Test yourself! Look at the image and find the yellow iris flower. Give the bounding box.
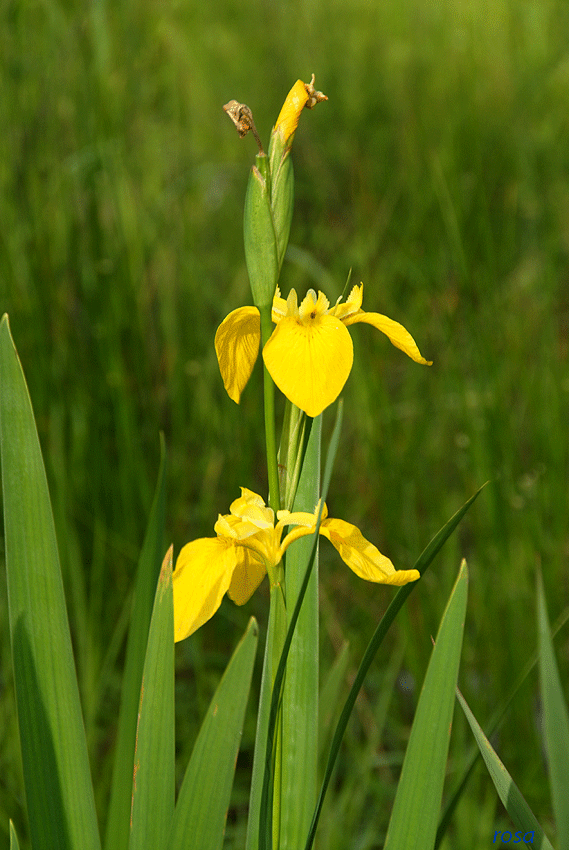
[173,487,420,641]
[215,283,432,418]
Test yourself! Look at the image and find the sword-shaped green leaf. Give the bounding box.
[383,560,468,850]
[0,314,101,850]
[9,821,20,850]
[537,572,569,849]
[104,436,167,850]
[167,617,258,850]
[129,546,175,850]
[305,487,483,850]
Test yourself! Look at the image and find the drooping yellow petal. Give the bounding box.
[215,306,261,403]
[173,538,238,641]
[262,315,353,417]
[343,310,432,365]
[227,548,267,605]
[319,518,420,585]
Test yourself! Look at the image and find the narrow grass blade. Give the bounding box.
[167,617,258,850]
[129,546,175,850]
[9,821,20,850]
[457,687,554,850]
[383,560,468,850]
[305,487,483,850]
[104,435,167,850]
[537,572,569,848]
[0,315,101,850]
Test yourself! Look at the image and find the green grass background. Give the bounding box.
[1,0,568,846]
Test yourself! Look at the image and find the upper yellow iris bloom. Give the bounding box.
[173,488,420,641]
[215,283,432,418]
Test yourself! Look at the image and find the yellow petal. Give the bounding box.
[330,283,364,321]
[319,519,420,585]
[274,80,310,143]
[173,538,237,640]
[271,287,288,322]
[227,547,267,605]
[215,306,261,403]
[344,310,432,365]
[230,488,274,529]
[262,315,353,417]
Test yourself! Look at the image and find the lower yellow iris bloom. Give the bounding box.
[173,487,420,641]
[215,284,431,417]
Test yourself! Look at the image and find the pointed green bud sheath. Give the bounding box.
[244,153,279,310]
[268,130,294,272]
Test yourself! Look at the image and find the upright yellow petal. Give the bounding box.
[271,287,289,322]
[227,547,267,605]
[344,311,432,365]
[173,538,238,640]
[263,315,353,417]
[319,518,420,585]
[274,80,310,143]
[215,306,261,402]
[330,283,364,321]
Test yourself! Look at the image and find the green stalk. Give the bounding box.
[246,583,287,850]
[279,416,321,849]
[260,304,280,512]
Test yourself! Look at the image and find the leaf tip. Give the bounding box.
[159,544,174,585]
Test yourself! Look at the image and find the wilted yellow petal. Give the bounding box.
[344,311,432,365]
[274,80,310,143]
[319,518,420,585]
[215,306,261,402]
[262,315,353,417]
[173,538,238,640]
[227,548,267,605]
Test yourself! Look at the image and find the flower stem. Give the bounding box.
[260,304,280,513]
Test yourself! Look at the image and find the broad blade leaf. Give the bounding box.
[167,617,258,850]
[457,686,554,850]
[105,436,167,850]
[129,546,175,850]
[383,560,468,850]
[537,572,569,848]
[0,315,101,850]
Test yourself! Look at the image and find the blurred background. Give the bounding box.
[1,0,568,846]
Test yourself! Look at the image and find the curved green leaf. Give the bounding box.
[457,686,554,850]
